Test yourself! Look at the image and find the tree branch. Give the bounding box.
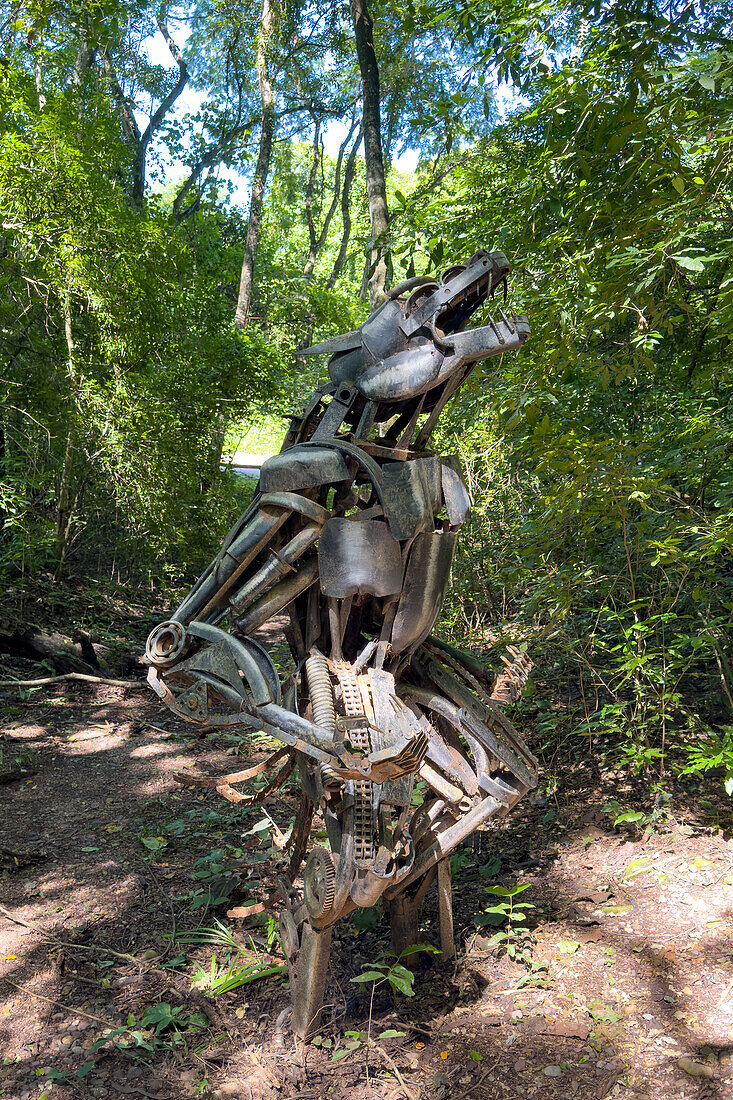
[305,113,358,279]
[327,127,363,289]
[99,48,141,146]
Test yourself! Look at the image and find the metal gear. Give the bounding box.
[303,847,336,919]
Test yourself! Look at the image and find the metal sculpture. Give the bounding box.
[144,249,538,1039]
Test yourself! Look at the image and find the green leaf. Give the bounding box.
[351,970,385,984]
[140,836,166,851]
[672,255,705,272]
[399,943,439,957]
[387,965,415,997]
[558,939,580,954]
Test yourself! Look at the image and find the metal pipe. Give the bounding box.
[418,761,462,804]
[258,701,336,750]
[229,523,320,613]
[236,557,319,634]
[175,506,290,624]
[384,794,501,900]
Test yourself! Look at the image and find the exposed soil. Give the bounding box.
[1,581,732,1100]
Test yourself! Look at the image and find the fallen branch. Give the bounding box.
[0,673,140,690]
[0,904,138,962]
[371,1039,419,1100]
[1,973,128,1033]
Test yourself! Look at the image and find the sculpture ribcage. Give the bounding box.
[144,249,538,1038]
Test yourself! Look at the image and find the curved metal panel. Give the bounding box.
[441,462,471,525]
[259,445,350,492]
[391,531,457,653]
[318,518,402,598]
[356,344,443,402]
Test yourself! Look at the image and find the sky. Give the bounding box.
[140,24,520,207]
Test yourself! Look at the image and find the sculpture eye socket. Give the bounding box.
[405,282,439,316]
[440,264,466,284]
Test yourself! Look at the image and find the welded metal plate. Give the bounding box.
[391,531,457,653]
[259,445,350,492]
[382,461,432,540]
[356,344,443,402]
[318,518,402,598]
[441,461,471,525]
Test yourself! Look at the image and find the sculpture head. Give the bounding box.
[299,249,527,407]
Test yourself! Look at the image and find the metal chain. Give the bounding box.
[333,660,375,864]
[423,643,494,706]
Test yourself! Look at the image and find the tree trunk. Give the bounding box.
[349,0,389,308]
[235,0,277,329]
[56,292,77,568]
[304,117,358,280]
[327,129,362,289]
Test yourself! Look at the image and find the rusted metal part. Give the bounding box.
[172,751,293,807]
[236,556,320,634]
[318,518,402,598]
[173,747,288,792]
[391,530,457,653]
[144,248,538,1040]
[491,646,535,704]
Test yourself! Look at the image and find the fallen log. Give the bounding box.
[0,626,100,674]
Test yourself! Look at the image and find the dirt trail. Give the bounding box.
[1,600,732,1100]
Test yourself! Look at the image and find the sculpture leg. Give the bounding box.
[388,867,437,955]
[290,922,333,1040]
[437,857,454,962]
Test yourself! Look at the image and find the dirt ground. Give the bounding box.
[1,582,732,1100]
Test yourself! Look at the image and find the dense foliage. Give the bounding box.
[1,0,731,787]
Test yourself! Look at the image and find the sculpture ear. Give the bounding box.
[295,329,363,357]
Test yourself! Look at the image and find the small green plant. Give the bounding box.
[603,796,670,835]
[138,833,168,855]
[681,724,733,795]
[474,883,535,961]
[312,1030,365,1061]
[90,1003,208,1060]
[0,746,39,778]
[191,954,286,994]
[176,919,287,994]
[351,943,439,999]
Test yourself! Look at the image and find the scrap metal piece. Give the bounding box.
[391,530,457,653]
[289,923,333,1040]
[318,519,402,598]
[381,459,434,540]
[441,460,471,526]
[229,523,321,614]
[259,445,350,492]
[236,557,319,634]
[303,848,337,918]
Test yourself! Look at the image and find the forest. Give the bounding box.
[1,0,732,1098]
